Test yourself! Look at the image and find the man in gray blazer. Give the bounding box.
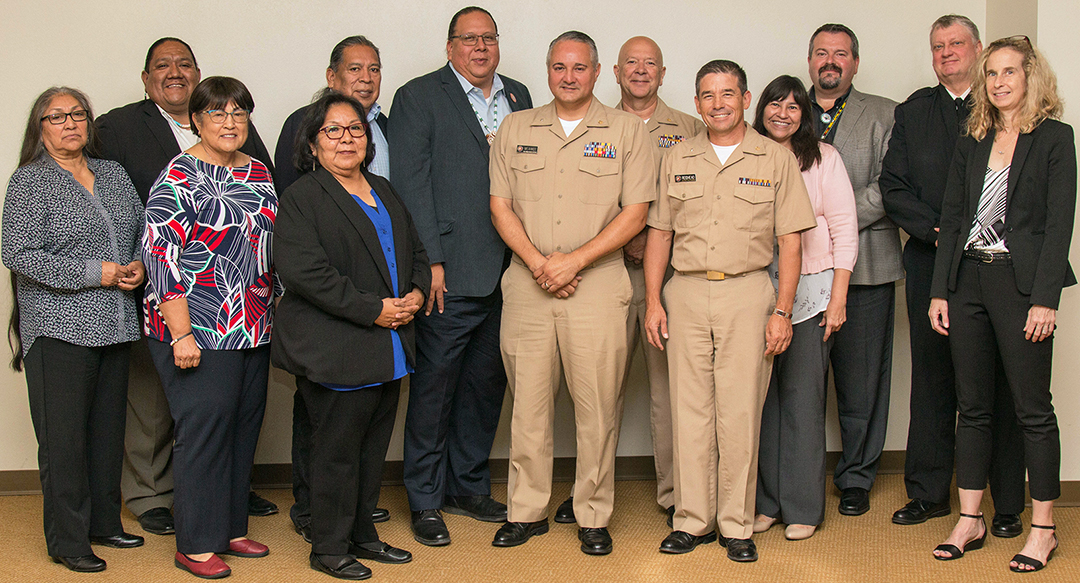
[807,23,901,516]
[388,6,532,547]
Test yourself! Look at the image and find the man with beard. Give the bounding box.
[806,23,901,517]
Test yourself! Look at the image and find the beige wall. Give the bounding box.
[5,0,1076,480]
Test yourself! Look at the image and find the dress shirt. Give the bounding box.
[367,103,390,179]
[450,64,510,137]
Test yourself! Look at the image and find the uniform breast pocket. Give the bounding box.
[731,185,774,232]
[577,158,620,205]
[667,183,705,228]
[510,155,545,202]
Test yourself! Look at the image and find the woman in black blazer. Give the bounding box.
[272,92,430,580]
[929,37,1075,572]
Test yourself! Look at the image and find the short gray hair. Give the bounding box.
[930,14,980,45]
[546,31,599,69]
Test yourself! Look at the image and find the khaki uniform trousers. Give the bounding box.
[502,258,632,527]
[615,263,674,509]
[666,270,775,540]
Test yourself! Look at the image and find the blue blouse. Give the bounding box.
[322,189,411,390]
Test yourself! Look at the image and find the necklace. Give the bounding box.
[470,92,499,145]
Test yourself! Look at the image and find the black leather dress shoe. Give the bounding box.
[578,527,612,555]
[492,520,549,547]
[349,541,412,564]
[90,532,145,548]
[992,513,1024,538]
[443,495,508,522]
[310,553,371,580]
[138,507,175,535]
[720,536,758,562]
[554,496,575,523]
[411,509,451,546]
[248,491,279,516]
[838,487,870,516]
[51,554,106,572]
[295,520,312,543]
[892,499,950,525]
[659,530,717,554]
[372,508,390,523]
[666,505,675,528]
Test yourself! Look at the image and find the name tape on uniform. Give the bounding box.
[738,177,772,187]
[674,174,696,183]
[583,142,617,159]
[516,145,538,154]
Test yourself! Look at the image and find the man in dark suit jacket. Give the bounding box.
[881,15,1026,536]
[273,36,393,542]
[96,37,276,537]
[388,6,531,546]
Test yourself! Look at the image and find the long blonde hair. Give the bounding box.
[966,36,1062,140]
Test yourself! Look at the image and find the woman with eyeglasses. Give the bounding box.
[929,37,1075,572]
[272,92,429,580]
[141,76,280,579]
[2,87,146,573]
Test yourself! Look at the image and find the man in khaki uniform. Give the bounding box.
[643,60,815,562]
[489,31,655,556]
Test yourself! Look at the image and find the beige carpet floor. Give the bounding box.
[0,475,1074,582]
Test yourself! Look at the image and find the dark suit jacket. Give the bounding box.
[275,101,389,192]
[388,63,531,297]
[96,99,275,204]
[931,119,1077,309]
[271,167,431,385]
[882,85,968,246]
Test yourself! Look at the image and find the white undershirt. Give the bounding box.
[711,142,739,165]
[157,104,199,150]
[946,87,972,101]
[559,117,582,137]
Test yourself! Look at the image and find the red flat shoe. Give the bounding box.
[221,538,269,558]
[174,552,231,579]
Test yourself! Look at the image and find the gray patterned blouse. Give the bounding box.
[2,156,144,355]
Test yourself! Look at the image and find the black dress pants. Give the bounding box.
[298,377,400,555]
[24,337,130,557]
[902,242,1025,511]
[949,257,1060,501]
[148,340,269,554]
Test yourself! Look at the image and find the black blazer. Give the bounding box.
[882,85,968,246]
[96,99,275,203]
[274,101,389,193]
[931,119,1077,308]
[388,63,532,297]
[271,167,431,386]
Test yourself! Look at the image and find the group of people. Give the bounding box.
[2,5,1074,580]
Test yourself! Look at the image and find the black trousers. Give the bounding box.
[25,337,130,557]
[829,282,895,491]
[402,291,506,511]
[950,257,1060,501]
[298,377,399,555]
[148,340,269,554]
[902,242,1025,511]
[290,389,314,528]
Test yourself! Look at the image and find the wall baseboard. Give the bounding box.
[5,452,1075,505]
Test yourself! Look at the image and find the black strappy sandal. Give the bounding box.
[934,512,987,561]
[1010,523,1058,573]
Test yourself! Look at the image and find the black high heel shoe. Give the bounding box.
[1010,523,1058,573]
[933,512,986,561]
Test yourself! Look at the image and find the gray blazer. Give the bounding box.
[388,63,532,298]
[832,86,904,285]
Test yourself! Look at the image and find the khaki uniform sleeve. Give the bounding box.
[773,147,817,236]
[489,116,513,199]
[619,119,658,207]
[647,147,675,231]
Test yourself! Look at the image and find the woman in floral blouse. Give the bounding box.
[141,76,281,579]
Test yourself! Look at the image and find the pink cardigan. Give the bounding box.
[799,143,858,275]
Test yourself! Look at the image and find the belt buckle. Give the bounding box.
[982,253,995,264]
[706,270,726,281]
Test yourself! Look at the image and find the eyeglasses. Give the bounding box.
[318,124,366,140]
[41,110,88,125]
[449,33,499,46]
[202,109,250,124]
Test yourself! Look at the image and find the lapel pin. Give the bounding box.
[510,93,517,103]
